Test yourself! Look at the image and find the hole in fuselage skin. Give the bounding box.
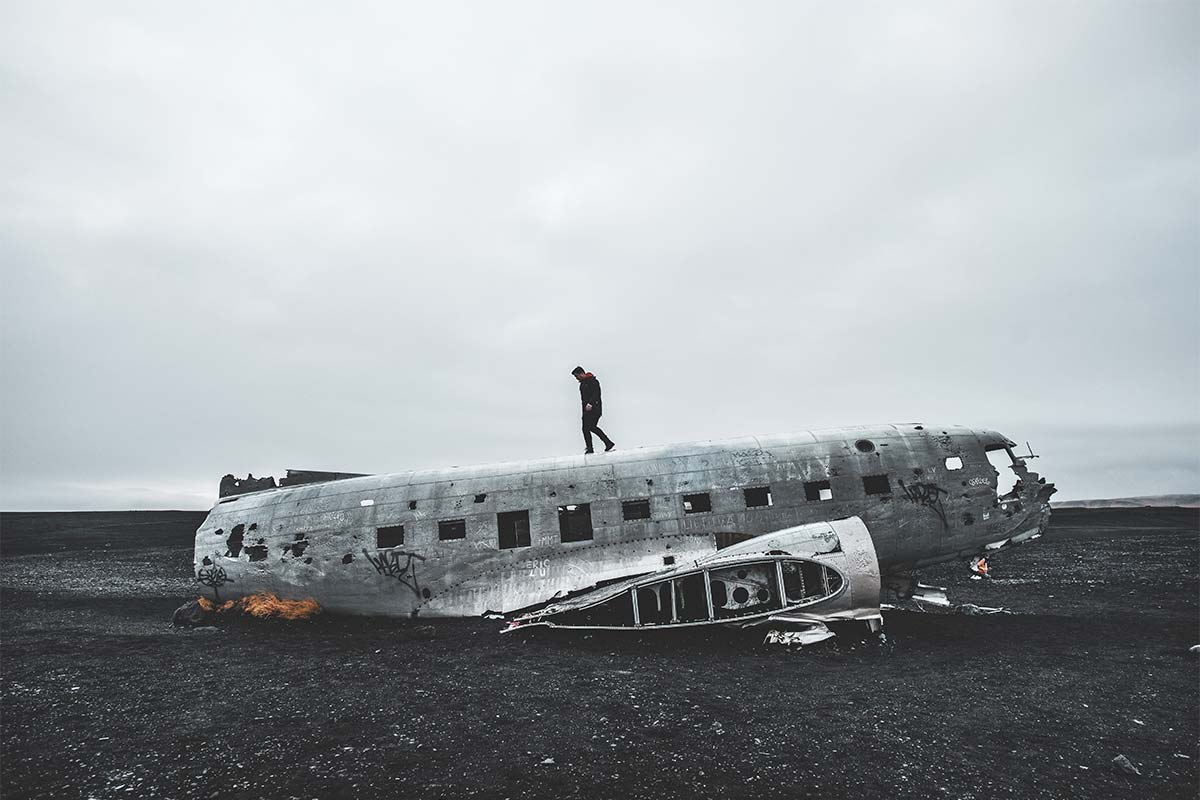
[225,525,244,558]
[421,588,431,599]
[987,447,1021,496]
[202,556,212,566]
[342,553,354,564]
[246,545,268,562]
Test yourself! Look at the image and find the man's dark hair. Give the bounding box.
[571,366,585,376]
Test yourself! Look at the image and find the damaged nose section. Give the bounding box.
[985,459,1057,556]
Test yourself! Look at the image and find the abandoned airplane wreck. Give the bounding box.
[193,423,1055,630]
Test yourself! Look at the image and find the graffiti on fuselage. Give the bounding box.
[363,548,426,597]
[897,480,949,529]
[196,563,233,601]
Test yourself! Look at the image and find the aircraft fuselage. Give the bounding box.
[192,423,1054,618]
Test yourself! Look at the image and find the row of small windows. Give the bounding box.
[373,507,577,551]
[375,457,964,518]
[372,483,816,552]
[371,471,935,551]
[393,481,851,514]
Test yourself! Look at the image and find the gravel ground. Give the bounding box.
[1,508,1197,800]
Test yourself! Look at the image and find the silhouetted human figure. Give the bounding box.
[572,366,615,454]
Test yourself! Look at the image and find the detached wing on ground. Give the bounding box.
[504,517,881,632]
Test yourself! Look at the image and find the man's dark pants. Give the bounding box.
[582,410,613,452]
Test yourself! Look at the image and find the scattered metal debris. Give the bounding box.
[763,623,836,647]
[911,583,950,607]
[884,593,1014,617]
[957,604,1013,616]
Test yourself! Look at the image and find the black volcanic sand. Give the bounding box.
[1,508,1197,800]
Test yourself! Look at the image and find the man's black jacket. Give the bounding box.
[578,373,602,414]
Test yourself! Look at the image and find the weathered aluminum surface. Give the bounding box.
[193,423,1055,619]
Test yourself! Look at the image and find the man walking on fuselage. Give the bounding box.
[572,366,615,454]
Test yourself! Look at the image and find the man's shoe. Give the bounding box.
[604,443,616,452]
[584,449,594,454]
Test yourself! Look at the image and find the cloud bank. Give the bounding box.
[2,2,1197,508]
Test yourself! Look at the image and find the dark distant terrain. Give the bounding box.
[1,508,1197,800]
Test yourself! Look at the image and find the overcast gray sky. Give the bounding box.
[1,1,1197,510]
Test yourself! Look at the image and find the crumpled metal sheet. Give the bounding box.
[763,623,836,646]
[912,583,950,607]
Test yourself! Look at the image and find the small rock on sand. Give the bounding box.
[1111,754,1141,776]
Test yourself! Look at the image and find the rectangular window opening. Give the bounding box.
[944,456,964,470]
[622,499,651,521]
[558,503,594,542]
[438,519,467,540]
[863,474,891,495]
[376,525,405,548]
[715,531,756,550]
[805,480,832,502]
[682,493,712,514]
[497,510,530,550]
[743,486,772,508]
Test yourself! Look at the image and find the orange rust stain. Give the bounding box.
[197,593,320,620]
